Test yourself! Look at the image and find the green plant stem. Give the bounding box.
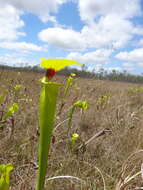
[36,80,60,190]
[67,106,75,134]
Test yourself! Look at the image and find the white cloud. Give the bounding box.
[0,41,46,52]
[0,53,38,66]
[122,62,135,71]
[38,27,86,50]
[38,13,143,50]
[39,15,57,24]
[81,15,137,49]
[67,49,112,65]
[37,0,143,50]
[135,38,143,47]
[0,4,25,41]
[6,0,139,24]
[1,0,142,52]
[0,0,70,23]
[50,0,140,51]
[78,0,141,23]
[116,48,143,63]
[0,0,57,14]
[0,4,47,53]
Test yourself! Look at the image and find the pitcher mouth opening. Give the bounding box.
[45,68,57,80]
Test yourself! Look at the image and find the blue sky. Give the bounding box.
[0,0,143,74]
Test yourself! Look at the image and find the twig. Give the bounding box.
[54,118,69,132]
[46,175,86,185]
[78,128,112,150]
[84,128,112,146]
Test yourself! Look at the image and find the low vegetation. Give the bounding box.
[0,66,143,189]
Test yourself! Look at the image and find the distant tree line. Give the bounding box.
[0,64,44,73]
[1,64,143,84]
[60,67,143,83]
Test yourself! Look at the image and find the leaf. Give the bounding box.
[37,58,82,190]
[37,81,61,190]
[73,101,88,110]
[0,164,13,190]
[64,73,76,98]
[2,103,19,121]
[70,73,76,77]
[0,95,4,104]
[14,85,21,91]
[71,133,79,146]
[68,101,88,132]
[40,58,82,71]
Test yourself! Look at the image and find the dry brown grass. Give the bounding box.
[1,69,143,190]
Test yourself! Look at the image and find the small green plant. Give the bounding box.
[2,103,19,121]
[70,133,79,152]
[13,84,22,102]
[37,58,82,190]
[0,90,19,132]
[58,73,77,114]
[64,73,76,98]
[68,100,88,132]
[71,133,79,146]
[74,100,88,110]
[14,84,21,91]
[128,86,143,94]
[0,94,4,104]
[0,163,13,190]
[96,95,109,109]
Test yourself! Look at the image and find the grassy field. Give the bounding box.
[0,69,143,190]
